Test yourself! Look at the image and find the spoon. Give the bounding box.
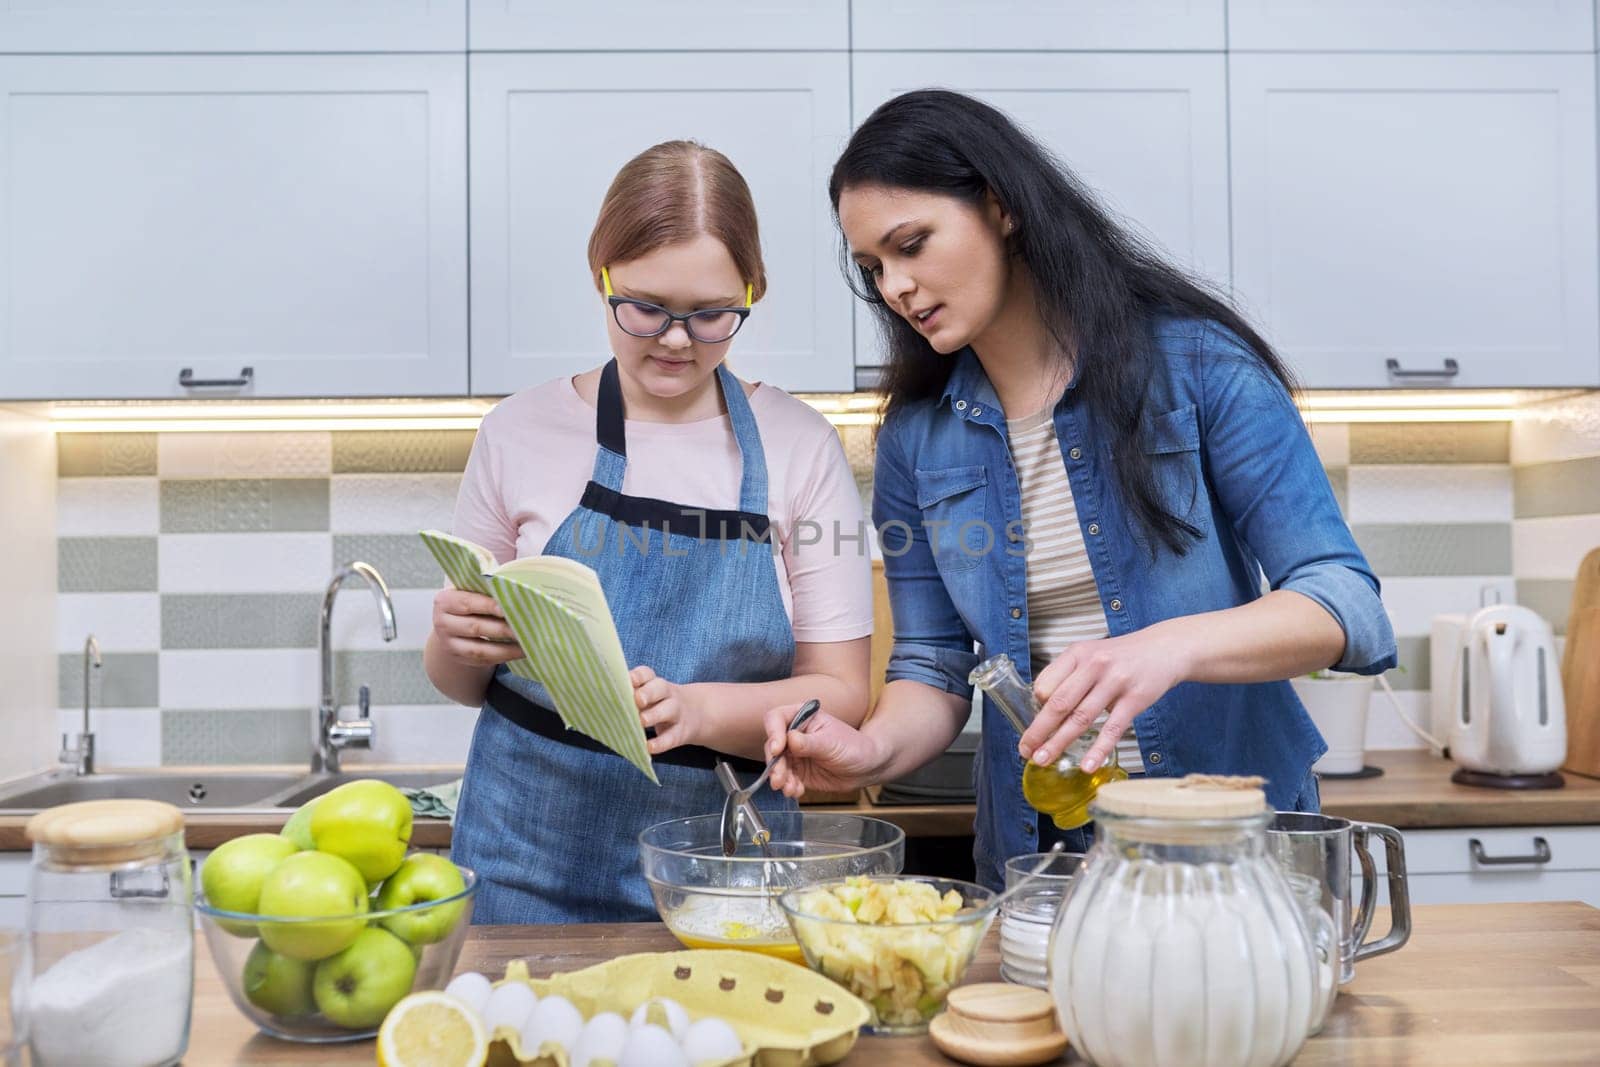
[718,699,821,858]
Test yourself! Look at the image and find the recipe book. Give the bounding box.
[419,530,657,784]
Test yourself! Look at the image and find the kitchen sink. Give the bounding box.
[272,771,458,808]
[0,772,309,811]
[0,769,462,814]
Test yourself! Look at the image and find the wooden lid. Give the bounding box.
[26,799,184,863]
[1093,775,1267,819]
[930,983,1068,1066]
[946,983,1055,1024]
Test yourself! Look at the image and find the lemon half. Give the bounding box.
[376,990,488,1067]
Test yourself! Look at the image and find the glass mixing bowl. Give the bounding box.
[638,812,904,963]
[197,868,477,1043]
[779,875,998,1035]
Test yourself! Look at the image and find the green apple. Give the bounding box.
[312,926,418,1030]
[256,850,369,961]
[310,780,413,883]
[242,941,317,1018]
[201,833,300,936]
[280,800,317,851]
[374,853,468,945]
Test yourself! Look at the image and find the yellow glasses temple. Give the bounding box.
[600,266,754,307]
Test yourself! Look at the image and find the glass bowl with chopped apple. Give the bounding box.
[194,780,479,1042]
[638,812,905,964]
[777,875,998,1035]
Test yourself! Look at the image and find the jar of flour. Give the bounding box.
[1048,776,1324,1067]
[24,799,194,1067]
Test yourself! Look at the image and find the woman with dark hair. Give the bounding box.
[762,90,1396,889]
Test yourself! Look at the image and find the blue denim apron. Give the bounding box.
[452,361,798,923]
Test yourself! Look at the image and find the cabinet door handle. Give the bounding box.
[1385,358,1459,381]
[178,366,254,388]
[1469,836,1552,866]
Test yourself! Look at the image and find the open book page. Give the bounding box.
[419,530,657,783]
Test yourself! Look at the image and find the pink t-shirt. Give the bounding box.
[453,374,874,644]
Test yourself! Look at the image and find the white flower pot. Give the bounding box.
[1291,675,1376,775]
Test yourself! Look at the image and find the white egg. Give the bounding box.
[571,1011,629,1067]
[481,981,538,1034]
[629,996,690,1041]
[618,1023,689,1067]
[680,1017,744,1066]
[443,971,493,1017]
[518,993,584,1058]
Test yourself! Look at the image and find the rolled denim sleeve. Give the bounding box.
[1200,327,1398,674]
[872,417,981,696]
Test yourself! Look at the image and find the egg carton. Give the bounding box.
[486,950,871,1067]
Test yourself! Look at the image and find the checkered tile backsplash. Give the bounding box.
[56,395,1600,767]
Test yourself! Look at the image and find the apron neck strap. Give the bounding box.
[717,363,769,515]
[591,359,769,514]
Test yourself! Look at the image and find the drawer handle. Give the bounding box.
[1469,836,1551,866]
[1385,357,1459,381]
[179,365,254,388]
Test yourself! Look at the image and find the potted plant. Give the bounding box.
[1290,670,1377,775]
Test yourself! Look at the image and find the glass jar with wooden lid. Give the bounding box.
[1047,776,1324,1067]
[24,799,193,1067]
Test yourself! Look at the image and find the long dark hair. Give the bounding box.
[830,89,1298,555]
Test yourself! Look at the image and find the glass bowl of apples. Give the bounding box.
[194,780,478,1042]
[778,875,997,1035]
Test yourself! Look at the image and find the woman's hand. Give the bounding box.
[1022,627,1192,772]
[631,666,706,755]
[762,705,888,799]
[430,588,524,668]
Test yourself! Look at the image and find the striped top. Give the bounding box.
[1006,406,1144,774]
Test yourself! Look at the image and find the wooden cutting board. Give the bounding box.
[1562,547,1600,779]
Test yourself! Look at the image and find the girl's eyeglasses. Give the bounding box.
[602,266,753,344]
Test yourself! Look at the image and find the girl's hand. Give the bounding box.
[1022,627,1191,772]
[762,705,886,799]
[430,588,524,668]
[631,666,704,755]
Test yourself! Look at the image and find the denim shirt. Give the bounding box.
[871,317,1397,888]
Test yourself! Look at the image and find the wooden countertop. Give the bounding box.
[193,901,1600,1065]
[2,749,1596,850]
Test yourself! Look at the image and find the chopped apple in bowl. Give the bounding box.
[777,876,997,1034]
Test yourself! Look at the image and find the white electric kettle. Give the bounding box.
[1448,604,1567,788]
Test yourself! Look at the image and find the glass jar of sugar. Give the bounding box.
[24,799,194,1067]
[1048,776,1324,1067]
[999,850,1083,989]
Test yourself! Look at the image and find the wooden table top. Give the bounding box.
[192,901,1600,1066]
[2,749,1597,850]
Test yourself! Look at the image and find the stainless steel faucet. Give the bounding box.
[314,561,397,773]
[61,634,101,775]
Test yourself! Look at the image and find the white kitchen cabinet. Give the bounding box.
[469,0,847,51]
[1230,54,1600,389]
[0,55,468,400]
[850,53,1229,371]
[468,53,853,396]
[851,0,1224,51]
[1366,825,1600,908]
[1229,0,1594,53]
[0,0,465,53]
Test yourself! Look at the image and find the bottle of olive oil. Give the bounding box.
[969,653,1129,830]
